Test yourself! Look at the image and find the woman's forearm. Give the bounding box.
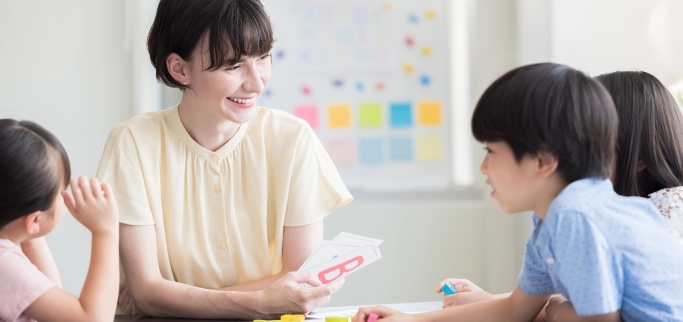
[217,272,286,292]
[20,237,62,287]
[133,278,266,319]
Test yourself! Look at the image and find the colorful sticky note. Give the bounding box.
[264,89,273,98]
[358,139,383,164]
[333,79,344,87]
[329,140,355,165]
[418,101,442,126]
[421,74,431,86]
[383,2,392,11]
[356,81,365,91]
[408,13,419,24]
[404,63,414,74]
[328,104,352,128]
[426,10,437,19]
[390,102,413,127]
[417,136,444,161]
[276,50,285,60]
[359,102,382,127]
[375,82,386,91]
[405,36,414,47]
[294,105,319,130]
[390,138,414,161]
[422,46,433,56]
[302,86,312,96]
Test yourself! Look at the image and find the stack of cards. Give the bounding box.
[298,232,383,285]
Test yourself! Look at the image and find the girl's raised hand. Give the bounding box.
[62,176,119,235]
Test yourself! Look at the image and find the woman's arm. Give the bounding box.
[120,223,341,319]
[20,237,62,288]
[218,221,323,292]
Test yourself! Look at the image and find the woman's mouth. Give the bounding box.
[227,96,257,109]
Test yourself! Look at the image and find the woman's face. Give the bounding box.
[184,35,272,124]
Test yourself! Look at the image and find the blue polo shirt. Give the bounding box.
[518,178,683,321]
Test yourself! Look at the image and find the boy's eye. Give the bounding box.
[483,147,492,154]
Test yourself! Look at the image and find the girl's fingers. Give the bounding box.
[90,177,103,199]
[78,176,92,201]
[61,191,77,215]
[70,178,84,205]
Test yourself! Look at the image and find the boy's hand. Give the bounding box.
[355,306,418,322]
[436,278,494,308]
[62,176,119,235]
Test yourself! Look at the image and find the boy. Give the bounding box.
[356,63,683,322]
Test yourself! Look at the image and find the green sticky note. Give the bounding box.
[359,102,382,127]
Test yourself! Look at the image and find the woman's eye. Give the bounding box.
[260,54,271,60]
[225,65,240,71]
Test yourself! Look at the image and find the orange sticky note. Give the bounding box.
[417,136,444,161]
[418,101,442,126]
[328,104,352,128]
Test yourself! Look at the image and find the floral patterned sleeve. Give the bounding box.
[649,187,683,244]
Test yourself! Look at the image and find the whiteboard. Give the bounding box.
[260,0,452,192]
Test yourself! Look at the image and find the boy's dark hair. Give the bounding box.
[595,71,683,197]
[148,0,274,91]
[471,63,617,183]
[0,120,71,229]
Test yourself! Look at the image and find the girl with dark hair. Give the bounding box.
[0,119,120,322]
[432,70,683,320]
[96,0,350,319]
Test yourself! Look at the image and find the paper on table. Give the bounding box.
[298,232,383,285]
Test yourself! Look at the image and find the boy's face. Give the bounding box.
[480,141,543,214]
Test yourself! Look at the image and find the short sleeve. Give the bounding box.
[551,212,622,316]
[518,217,555,296]
[284,126,353,226]
[96,124,155,225]
[0,250,55,321]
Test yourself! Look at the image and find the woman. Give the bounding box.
[435,70,683,320]
[96,0,351,319]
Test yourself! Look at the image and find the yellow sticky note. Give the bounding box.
[417,136,444,161]
[383,2,393,11]
[328,104,352,128]
[422,46,433,56]
[418,101,442,125]
[426,10,437,19]
[404,63,414,74]
[359,102,383,127]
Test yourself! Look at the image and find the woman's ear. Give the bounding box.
[22,211,42,235]
[637,160,646,172]
[536,151,559,179]
[166,53,190,85]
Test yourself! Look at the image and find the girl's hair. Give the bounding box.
[147,0,274,91]
[595,71,683,197]
[0,119,71,229]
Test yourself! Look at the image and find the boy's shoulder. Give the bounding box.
[549,178,655,217]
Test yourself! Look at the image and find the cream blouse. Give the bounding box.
[96,105,352,289]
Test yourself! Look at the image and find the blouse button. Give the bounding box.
[218,242,227,249]
[213,185,221,193]
[211,155,219,161]
[546,257,555,265]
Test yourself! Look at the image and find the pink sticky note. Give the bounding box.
[329,140,355,165]
[302,86,312,96]
[294,105,319,130]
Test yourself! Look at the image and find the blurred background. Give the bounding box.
[1,0,683,307]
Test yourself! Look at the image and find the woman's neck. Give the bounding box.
[177,99,241,152]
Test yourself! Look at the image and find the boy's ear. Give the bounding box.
[22,211,42,235]
[536,151,559,179]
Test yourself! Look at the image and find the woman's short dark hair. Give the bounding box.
[471,63,617,184]
[148,0,274,91]
[595,71,683,197]
[0,120,71,229]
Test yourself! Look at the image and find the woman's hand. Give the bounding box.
[118,288,140,315]
[436,278,495,308]
[259,271,344,315]
[355,306,418,322]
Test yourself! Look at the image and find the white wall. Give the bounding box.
[0,1,131,295]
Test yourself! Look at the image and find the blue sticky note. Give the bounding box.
[358,139,383,164]
[408,13,419,24]
[442,283,457,295]
[390,138,413,162]
[421,74,431,86]
[356,81,365,91]
[390,102,413,127]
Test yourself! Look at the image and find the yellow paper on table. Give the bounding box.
[417,101,442,126]
[328,104,352,128]
[417,135,444,161]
